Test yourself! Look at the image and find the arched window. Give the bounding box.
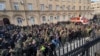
[50,16,53,21]
[17,17,22,25]
[56,15,59,20]
[68,13,71,18]
[42,16,46,22]
[30,17,35,25]
[63,15,66,20]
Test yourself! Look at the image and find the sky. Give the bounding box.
[91,0,100,1]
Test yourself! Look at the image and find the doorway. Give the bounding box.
[3,18,10,25]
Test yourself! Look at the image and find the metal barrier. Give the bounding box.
[56,37,100,56]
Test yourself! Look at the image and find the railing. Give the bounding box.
[56,37,100,56]
[0,35,99,56]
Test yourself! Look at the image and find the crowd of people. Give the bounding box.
[0,22,100,56]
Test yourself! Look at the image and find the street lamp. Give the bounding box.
[20,0,29,26]
[20,0,24,5]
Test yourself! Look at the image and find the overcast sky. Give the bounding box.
[91,0,100,1]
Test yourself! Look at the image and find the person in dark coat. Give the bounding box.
[4,32,11,41]
[25,43,32,56]
[0,38,3,49]
[31,43,37,56]
[50,43,56,56]
[48,45,53,56]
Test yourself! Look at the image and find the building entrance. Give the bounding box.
[3,18,10,25]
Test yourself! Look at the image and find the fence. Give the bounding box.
[56,37,100,56]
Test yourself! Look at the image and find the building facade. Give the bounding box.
[0,0,92,26]
[91,1,100,14]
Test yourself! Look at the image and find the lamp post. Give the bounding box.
[20,0,29,26]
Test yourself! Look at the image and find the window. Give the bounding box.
[84,6,85,10]
[40,4,45,11]
[72,6,75,10]
[42,16,46,22]
[14,3,19,10]
[17,17,22,25]
[79,6,81,10]
[67,5,70,10]
[72,0,75,3]
[79,0,81,3]
[50,16,53,21]
[67,0,70,2]
[68,13,71,18]
[63,15,66,19]
[87,0,90,4]
[73,13,75,17]
[28,3,33,10]
[0,2,5,10]
[56,15,59,20]
[56,5,60,10]
[62,5,65,10]
[30,17,35,25]
[87,6,89,10]
[49,4,52,10]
